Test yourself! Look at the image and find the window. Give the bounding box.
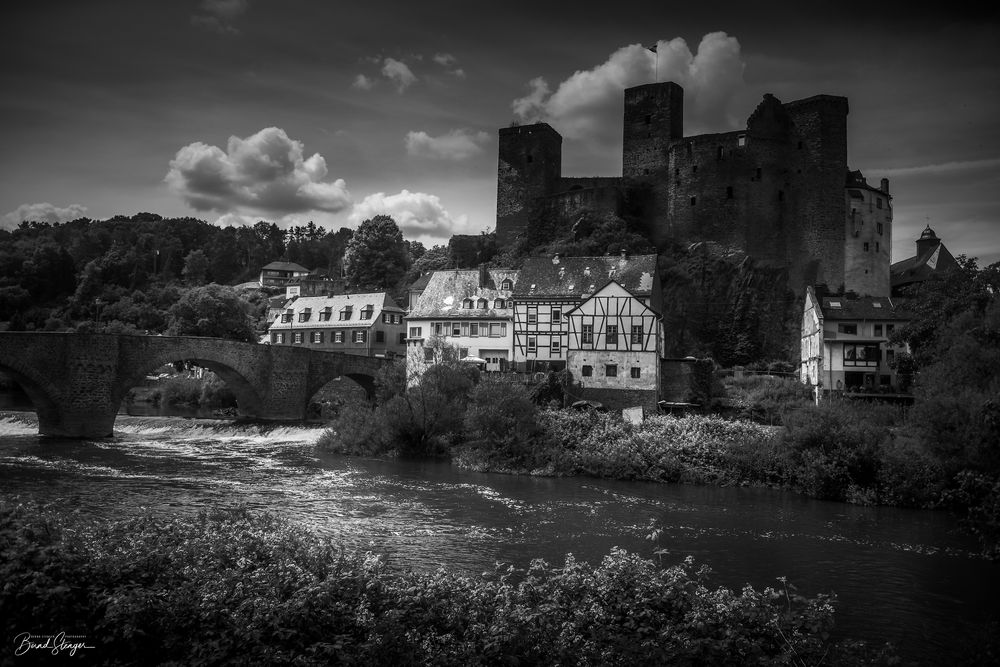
[383,313,391,323]
[692,165,698,173]
[690,196,697,206]
[606,364,618,377]
[273,332,284,344]
[737,134,746,147]
[334,331,344,343]
[459,347,468,359]
[630,367,641,379]
[838,323,858,335]
[489,323,505,337]
[582,365,593,377]
[461,322,469,337]
[298,309,311,322]
[360,305,373,320]
[463,298,473,309]
[451,322,461,337]
[477,298,488,309]
[376,330,385,343]
[526,154,533,163]
[293,332,303,344]
[495,298,506,308]
[877,197,883,209]
[717,146,724,160]
[353,330,367,344]
[470,322,479,337]
[409,326,422,338]
[398,332,406,344]
[527,336,536,353]
[311,331,323,344]
[843,343,879,367]
[778,190,784,202]
[433,322,444,336]
[631,325,643,344]
[281,310,293,323]
[874,324,883,337]
[551,340,561,356]
[877,222,884,235]
[501,279,513,290]
[551,308,561,325]
[726,186,733,199]
[606,325,618,345]
[319,308,332,321]
[582,324,594,344]
[886,349,896,366]
[863,242,870,252]
[644,114,652,125]
[424,348,434,361]
[339,306,352,321]
[527,306,537,324]
[886,324,895,336]
[875,242,880,253]
[755,167,762,180]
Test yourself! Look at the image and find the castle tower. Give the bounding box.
[495,123,562,246]
[622,82,683,182]
[915,224,940,256]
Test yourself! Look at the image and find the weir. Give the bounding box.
[0,332,388,438]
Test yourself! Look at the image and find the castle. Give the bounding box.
[496,81,892,297]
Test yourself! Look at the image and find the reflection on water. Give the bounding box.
[0,411,997,664]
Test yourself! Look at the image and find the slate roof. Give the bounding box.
[407,272,433,291]
[408,269,519,319]
[820,295,909,321]
[267,292,403,331]
[262,261,310,273]
[513,254,658,298]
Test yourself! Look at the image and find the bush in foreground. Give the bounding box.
[0,501,895,665]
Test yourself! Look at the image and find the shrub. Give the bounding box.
[316,402,383,456]
[463,376,540,465]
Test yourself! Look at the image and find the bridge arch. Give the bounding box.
[0,360,62,428]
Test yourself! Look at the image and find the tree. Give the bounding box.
[166,284,257,342]
[182,250,209,285]
[343,215,411,291]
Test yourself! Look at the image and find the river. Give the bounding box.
[1,409,998,664]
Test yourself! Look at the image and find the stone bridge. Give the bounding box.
[0,332,392,438]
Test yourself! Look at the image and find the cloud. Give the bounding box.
[1,202,88,229]
[165,127,352,217]
[381,58,417,93]
[511,33,744,146]
[348,190,464,237]
[191,0,248,34]
[433,53,465,78]
[405,129,490,160]
[351,74,375,91]
[869,157,1000,177]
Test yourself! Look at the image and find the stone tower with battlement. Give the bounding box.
[495,81,889,297]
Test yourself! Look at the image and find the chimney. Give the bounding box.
[880,177,889,194]
[620,248,628,260]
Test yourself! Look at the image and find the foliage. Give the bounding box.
[687,357,726,410]
[151,372,237,409]
[181,249,209,284]
[724,374,814,425]
[343,214,411,291]
[165,283,257,342]
[0,502,897,666]
[529,368,572,407]
[462,376,540,466]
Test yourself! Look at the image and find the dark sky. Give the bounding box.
[2,1,998,264]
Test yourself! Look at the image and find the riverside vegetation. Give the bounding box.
[1,500,901,665]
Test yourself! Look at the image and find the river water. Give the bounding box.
[1,409,998,664]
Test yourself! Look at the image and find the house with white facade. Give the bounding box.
[800,286,910,397]
[565,280,664,411]
[267,292,406,358]
[405,266,518,381]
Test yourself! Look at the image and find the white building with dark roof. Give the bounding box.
[267,292,406,358]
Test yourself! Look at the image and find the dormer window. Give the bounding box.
[319,307,332,321]
[494,298,506,308]
[339,305,353,321]
[360,305,373,319]
[463,298,474,309]
[829,301,842,308]
[500,279,513,290]
[280,310,293,323]
[477,298,488,309]
[298,308,311,323]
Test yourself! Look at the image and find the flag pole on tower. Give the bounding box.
[647,42,658,82]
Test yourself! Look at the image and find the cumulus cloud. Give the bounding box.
[405,129,490,160]
[351,74,375,91]
[381,58,417,93]
[348,190,464,237]
[165,127,352,217]
[191,0,248,34]
[433,53,465,78]
[1,202,88,229]
[511,33,744,144]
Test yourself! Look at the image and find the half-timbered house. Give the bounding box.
[565,281,664,411]
[511,252,660,372]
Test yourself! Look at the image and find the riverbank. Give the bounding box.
[1,500,900,665]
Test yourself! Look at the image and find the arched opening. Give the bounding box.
[0,364,62,429]
[306,372,376,421]
[114,357,265,422]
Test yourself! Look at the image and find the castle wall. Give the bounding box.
[496,124,562,245]
[542,184,622,219]
[844,181,892,296]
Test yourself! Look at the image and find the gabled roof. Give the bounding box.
[820,295,909,321]
[408,269,519,319]
[564,280,662,318]
[514,254,657,298]
[267,292,402,331]
[890,238,957,286]
[262,261,310,273]
[408,272,433,291]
